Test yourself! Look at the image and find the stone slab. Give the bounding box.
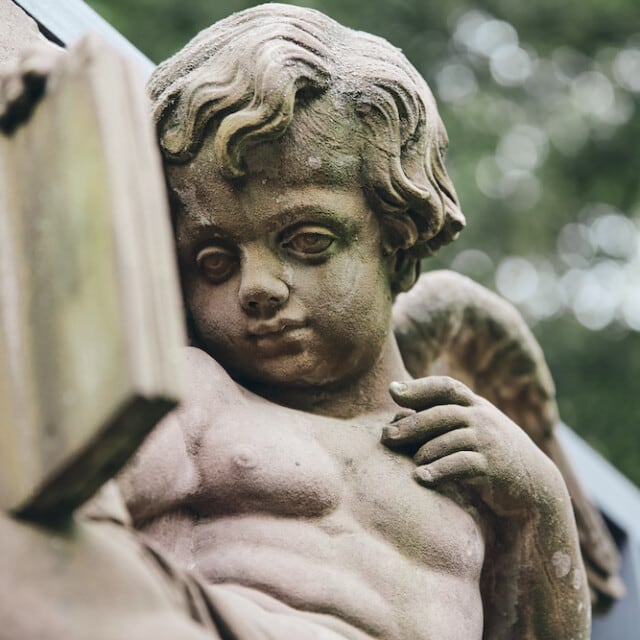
[0,35,185,520]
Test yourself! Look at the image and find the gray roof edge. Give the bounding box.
[558,423,640,536]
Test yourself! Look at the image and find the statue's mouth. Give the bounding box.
[246,319,306,337]
[245,321,309,358]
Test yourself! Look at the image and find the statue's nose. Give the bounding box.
[240,284,289,313]
[238,248,289,315]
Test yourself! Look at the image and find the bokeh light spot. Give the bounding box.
[496,257,539,304]
[436,63,478,102]
[490,44,534,86]
[613,48,640,93]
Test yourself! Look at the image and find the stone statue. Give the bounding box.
[116,4,595,638]
[0,3,623,639]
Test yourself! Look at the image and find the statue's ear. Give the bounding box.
[389,250,420,294]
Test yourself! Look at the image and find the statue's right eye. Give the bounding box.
[195,246,237,283]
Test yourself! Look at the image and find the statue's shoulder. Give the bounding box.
[179,346,240,401]
[180,345,229,375]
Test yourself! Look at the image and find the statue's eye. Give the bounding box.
[196,246,237,283]
[282,227,336,256]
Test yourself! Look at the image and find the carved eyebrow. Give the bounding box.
[270,204,358,237]
[171,191,226,235]
[174,218,232,256]
[175,197,362,241]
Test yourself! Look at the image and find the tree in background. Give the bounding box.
[86,0,640,485]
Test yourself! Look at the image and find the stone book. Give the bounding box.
[0,36,185,520]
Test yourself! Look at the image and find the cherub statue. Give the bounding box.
[0,2,625,638]
[114,3,616,638]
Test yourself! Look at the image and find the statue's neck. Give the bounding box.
[242,335,411,420]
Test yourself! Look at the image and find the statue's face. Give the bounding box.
[168,121,395,389]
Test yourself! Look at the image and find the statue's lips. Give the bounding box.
[246,319,306,337]
[246,321,308,356]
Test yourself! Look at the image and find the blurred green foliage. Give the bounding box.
[85,0,640,485]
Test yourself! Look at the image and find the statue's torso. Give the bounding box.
[122,350,485,640]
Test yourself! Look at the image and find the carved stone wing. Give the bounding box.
[392,269,624,610]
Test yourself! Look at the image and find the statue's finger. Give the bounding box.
[391,409,414,422]
[381,404,466,447]
[413,428,478,465]
[389,376,475,410]
[414,451,487,485]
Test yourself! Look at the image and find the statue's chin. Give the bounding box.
[209,331,384,392]
[230,350,378,393]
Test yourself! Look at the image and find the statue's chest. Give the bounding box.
[184,403,345,518]
[183,404,483,579]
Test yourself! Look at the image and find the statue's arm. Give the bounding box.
[383,376,591,639]
[480,456,591,639]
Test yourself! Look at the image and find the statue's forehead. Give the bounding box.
[169,154,368,233]
[170,131,364,208]
[244,135,363,189]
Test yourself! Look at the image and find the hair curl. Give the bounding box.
[149,3,465,292]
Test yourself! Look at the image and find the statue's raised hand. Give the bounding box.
[381,375,561,518]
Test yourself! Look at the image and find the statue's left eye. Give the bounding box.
[283,227,336,256]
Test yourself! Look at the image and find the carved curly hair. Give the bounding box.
[148,3,465,292]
